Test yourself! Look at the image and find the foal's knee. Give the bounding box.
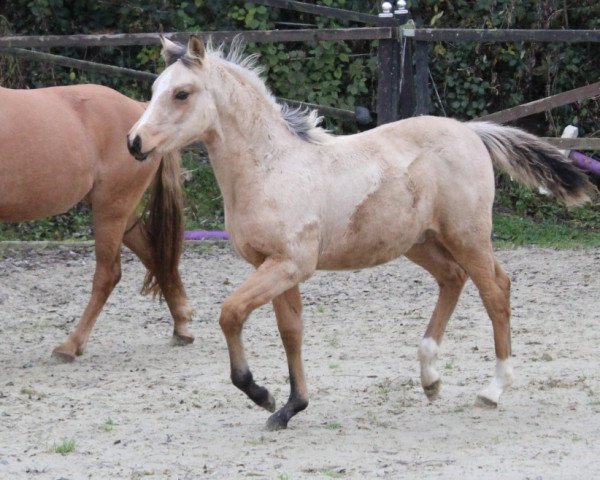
[219,298,246,336]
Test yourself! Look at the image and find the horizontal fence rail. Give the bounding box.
[412,28,600,43]
[1,47,365,123]
[543,138,600,150]
[3,28,600,50]
[251,0,379,25]
[476,80,600,124]
[0,28,392,49]
[0,47,157,81]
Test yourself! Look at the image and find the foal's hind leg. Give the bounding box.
[121,216,194,345]
[445,241,513,407]
[52,214,126,362]
[405,240,468,401]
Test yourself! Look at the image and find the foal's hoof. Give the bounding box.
[171,332,195,346]
[266,410,288,431]
[51,348,76,363]
[423,380,441,401]
[260,392,277,413]
[474,394,498,410]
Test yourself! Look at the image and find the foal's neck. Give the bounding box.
[203,63,299,183]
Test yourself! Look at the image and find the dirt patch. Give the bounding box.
[1,242,599,479]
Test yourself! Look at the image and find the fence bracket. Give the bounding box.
[397,20,416,38]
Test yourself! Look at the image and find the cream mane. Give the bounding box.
[172,37,332,144]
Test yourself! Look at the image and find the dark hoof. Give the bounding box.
[423,379,441,401]
[171,333,195,346]
[51,349,76,363]
[261,393,277,413]
[266,410,288,431]
[475,395,498,409]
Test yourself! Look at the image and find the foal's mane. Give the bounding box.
[167,37,331,144]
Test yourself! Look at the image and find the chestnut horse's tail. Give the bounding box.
[468,121,596,207]
[140,151,185,298]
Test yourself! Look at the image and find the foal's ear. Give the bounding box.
[187,35,206,63]
[160,35,183,66]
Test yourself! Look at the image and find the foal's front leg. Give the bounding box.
[219,257,307,428]
[267,285,308,430]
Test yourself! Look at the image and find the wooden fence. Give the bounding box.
[1,0,599,148]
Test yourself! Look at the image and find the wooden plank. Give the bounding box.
[413,28,600,43]
[1,47,365,122]
[3,28,599,50]
[475,80,600,124]
[0,47,156,81]
[279,98,358,122]
[413,41,431,115]
[251,0,379,25]
[0,28,393,49]
[376,17,400,125]
[543,138,600,150]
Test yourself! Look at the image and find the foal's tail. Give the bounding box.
[468,121,595,206]
[141,150,185,298]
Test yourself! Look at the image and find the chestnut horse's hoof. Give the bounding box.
[423,379,441,401]
[51,348,76,363]
[171,332,195,346]
[265,410,289,431]
[474,394,498,409]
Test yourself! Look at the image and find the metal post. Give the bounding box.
[376,1,401,125]
[394,0,416,119]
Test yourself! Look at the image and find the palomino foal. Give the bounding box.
[128,36,594,430]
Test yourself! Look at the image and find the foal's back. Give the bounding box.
[0,85,144,221]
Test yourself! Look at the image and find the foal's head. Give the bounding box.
[128,36,217,160]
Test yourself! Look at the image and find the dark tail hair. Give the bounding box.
[468,121,596,207]
[140,151,185,298]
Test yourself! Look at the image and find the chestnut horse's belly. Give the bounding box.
[0,87,101,222]
[0,130,95,222]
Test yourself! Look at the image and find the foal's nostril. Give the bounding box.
[127,134,142,156]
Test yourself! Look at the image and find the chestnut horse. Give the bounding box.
[128,36,594,429]
[0,83,194,361]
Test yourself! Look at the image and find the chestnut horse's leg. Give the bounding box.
[446,241,513,407]
[52,213,127,362]
[405,239,468,401]
[266,285,308,430]
[219,257,305,426]
[121,216,194,344]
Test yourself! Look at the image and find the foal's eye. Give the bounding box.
[174,91,190,101]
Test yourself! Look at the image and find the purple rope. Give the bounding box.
[184,230,229,241]
[569,151,600,177]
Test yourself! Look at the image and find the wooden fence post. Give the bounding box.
[376,3,401,125]
[413,41,431,115]
[394,1,416,119]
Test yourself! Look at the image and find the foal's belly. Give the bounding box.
[317,218,424,270]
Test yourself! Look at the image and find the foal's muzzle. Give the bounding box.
[127,134,149,161]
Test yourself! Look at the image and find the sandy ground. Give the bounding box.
[0,241,599,479]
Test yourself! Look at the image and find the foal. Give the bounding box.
[128,36,594,429]
[1,84,193,361]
